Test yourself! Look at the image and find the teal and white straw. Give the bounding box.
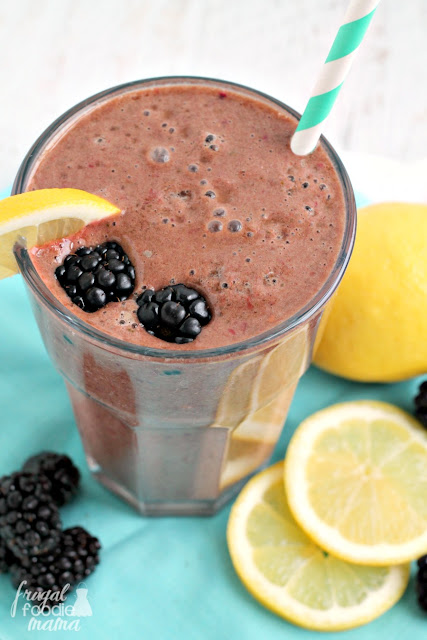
[291,0,381,156]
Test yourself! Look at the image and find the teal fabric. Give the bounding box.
[0,188,424,638]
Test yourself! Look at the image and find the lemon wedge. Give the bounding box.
[227,461,409,631]
[285,401,427,565]
[0,188,120,278]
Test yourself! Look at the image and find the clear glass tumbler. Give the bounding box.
[12,77,356,516]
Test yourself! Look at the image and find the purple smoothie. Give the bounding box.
[28,83,345,349]
[17,79,352,514]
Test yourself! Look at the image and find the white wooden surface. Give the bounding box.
[0,0,426,190]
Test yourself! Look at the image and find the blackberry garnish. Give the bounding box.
[136,284,212,344]
[23,452,81,507]
[10,527,101,607]
[414,380,427,429]
[55,241,135,312]
[416,555,427,611]
[0,472,61,560]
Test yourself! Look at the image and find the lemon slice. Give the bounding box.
[232,383,296,444]
[0,188,121,278]
[213,357,263,430]
[219,385,294,490]
[227,462,409,631]
[215,327,308,490]
[220,439,275,491]
[219,388,294,491]
[214,326,309,433]
[285,401,427,565]
[251,326,309,409]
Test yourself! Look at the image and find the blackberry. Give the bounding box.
[23,452,81,507]
[0,537,14,573]
[416,555,427,611]
[136,284,212,344]
[10,527,101,607]
[414,380,427,429]
[0,473,61,560]
[55,241,135,312]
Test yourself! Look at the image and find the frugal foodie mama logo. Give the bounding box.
[10,580,92,631]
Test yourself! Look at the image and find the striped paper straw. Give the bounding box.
[291,0,381,156]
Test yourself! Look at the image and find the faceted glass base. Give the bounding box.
[88,460,262,516]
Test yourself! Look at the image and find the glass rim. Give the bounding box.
[12,75,356,361]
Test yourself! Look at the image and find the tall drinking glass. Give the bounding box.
[13,78,356,516]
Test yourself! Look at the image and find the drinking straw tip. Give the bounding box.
[290,132,317,157]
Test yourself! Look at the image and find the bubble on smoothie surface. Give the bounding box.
[188,164,198,172]
[205,190,216,198]
[213,208,226,217]
[208,220,223,233]
[228,220,242,232]
[177,190,191,200]
[151,147,170,163]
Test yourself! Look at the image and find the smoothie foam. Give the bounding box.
[27,83,345,349]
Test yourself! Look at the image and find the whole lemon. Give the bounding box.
[314,202,427,382]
